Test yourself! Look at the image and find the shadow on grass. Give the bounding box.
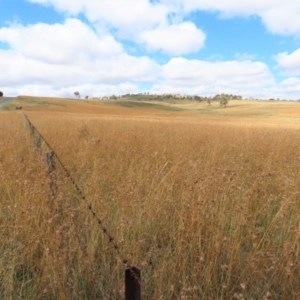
[102,100,183,111]
[0,99,67,110]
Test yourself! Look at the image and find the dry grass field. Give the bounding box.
[1,97,300,299]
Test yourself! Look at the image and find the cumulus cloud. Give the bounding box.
[139,22,206,55]
[0,48,159,87]
[267,77,300,100]
[160,0,300,36]
[274,49,300,76]
[2,1,300,99]
[161,57,274,86]
[280,77,300,88]
[27,0,300,46]
[260,5,300,36]
[151,57,275,97]
[28,0,170,38]
[0,19,160,96]
[27,0,206,56]
[0,18,123,64]
[27,0,84,15]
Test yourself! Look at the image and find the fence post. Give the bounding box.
[23,114,29,127]
[30,124,35,136]
[125,266,141,300]
[46,151,56,173]
[34,134,42,150]
[46,151,58,207]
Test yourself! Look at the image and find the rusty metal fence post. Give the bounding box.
[125,267,141,300]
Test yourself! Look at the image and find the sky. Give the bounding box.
[1,0,300,99]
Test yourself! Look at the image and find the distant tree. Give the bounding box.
[220,94,229,107]
[0,91,3,97]
[213,94,221,100]
[207,99,211,106]
[85,96,89,100]
[74,91,80,98]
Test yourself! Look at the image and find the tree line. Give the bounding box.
[73,91,244,107]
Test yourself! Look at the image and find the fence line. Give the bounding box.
[45,148,120,296]
[23,112,148,300]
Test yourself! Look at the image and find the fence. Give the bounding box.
[23,112,146,300]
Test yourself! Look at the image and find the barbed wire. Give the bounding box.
[23,112,150,299]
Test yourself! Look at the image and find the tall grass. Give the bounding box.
[1,111,300,299]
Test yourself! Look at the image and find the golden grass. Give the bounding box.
[1,103,300,299]
[3,96,300,127]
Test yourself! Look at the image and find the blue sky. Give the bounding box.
[1,0,300,99]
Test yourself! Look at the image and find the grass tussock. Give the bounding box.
[1,111,300,299]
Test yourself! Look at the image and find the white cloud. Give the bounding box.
[280,77,300,88]
[268,77,300,100]
[2,1,300,100]
[152,57,275,97]
[26,0,204,56]
[274,49,300,76]
[2,82,140,98]
[28,0,170,38]
[27,0,300,54]
[27,0,84,15]
[91,53,160,83]
[161,57,274,86]
[0,18,123,64]
[0,19,160,96]
[161,0,300,37]
[0,50,78,86]
[260,5,300,36]
[150,57,300,100]
[0,48,159,87]
[140,22,206,55]
[2,36,299,99]
[171,0,281,16]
